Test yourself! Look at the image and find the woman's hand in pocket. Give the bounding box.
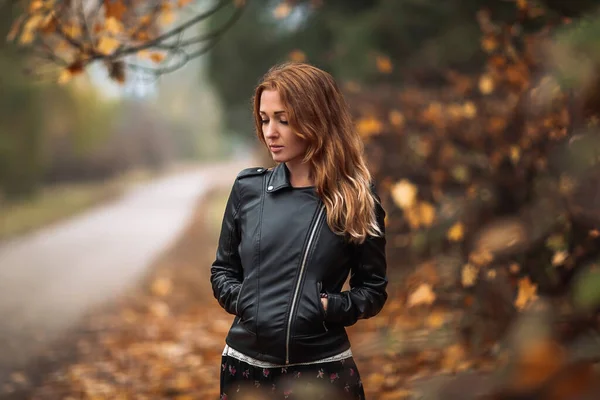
[320,297,328,312]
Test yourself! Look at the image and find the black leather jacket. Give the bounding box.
[210,163,387,365]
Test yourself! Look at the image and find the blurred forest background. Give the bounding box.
[4,0,600,398]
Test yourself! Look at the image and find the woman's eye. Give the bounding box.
[280,120,289,125]
[261,120,269,124]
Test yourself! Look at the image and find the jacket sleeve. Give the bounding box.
[210,178,244,316]
[325,185,388,326]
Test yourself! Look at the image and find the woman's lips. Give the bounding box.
[269,145,284,153]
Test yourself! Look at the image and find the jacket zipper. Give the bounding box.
[285,204,325,364]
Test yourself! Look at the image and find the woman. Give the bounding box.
[210,62,387,400]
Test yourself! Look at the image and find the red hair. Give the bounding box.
[252,62,381,244]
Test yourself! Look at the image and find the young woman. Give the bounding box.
[210,62,387,400]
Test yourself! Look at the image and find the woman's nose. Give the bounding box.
[264,122,278,138]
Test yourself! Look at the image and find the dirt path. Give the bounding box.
[0,159,250,397]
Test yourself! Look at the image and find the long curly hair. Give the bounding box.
[252,62,382,244]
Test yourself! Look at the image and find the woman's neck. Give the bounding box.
[285,161,314,188]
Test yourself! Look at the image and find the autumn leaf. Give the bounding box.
[551,250,568,266]
[159,8,176,26]
[461,263,478,287]
[391,179,417,209]
[97,36,120,55]
[28,0,44,13]
[479,75,494,94]
[405,202,435,229]
[388,110,405,127]
[463,101,477,118]
[425,309,446,328]
[104,0,127,21]
[105,17,125,35]
[407,283,436,307]
[58,60,85,84]
[447,222,465,242]
[19,14,45,44]
[356,116,382,139]
[375,55,393,74]
[514,277,537,310]
[481,35,498,52]
[150,52,166,63]
[418,201,436,227]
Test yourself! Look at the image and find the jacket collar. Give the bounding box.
[266,163,291,193]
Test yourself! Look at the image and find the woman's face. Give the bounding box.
[259,89,307,165]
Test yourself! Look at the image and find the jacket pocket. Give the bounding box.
[316,281,328,332]
[235,278,246,317]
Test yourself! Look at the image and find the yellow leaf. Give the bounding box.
[407,283,436,307]
[376,55,393,74]
[356,116,382,139]
[481,35,498,53]
[510,146,521,163]
[419,201,436,227]
[57,69,73,84]
[63,23,82,39]
[178,0,194,7]
[288,50,306,63]
[426,310,446,328]
[479,75,494,94]
[514,277,537,310]
[447,222,464,242]
[551,250,568,266]
[105,16,124,35]
[19,29,35,45]
[273,3,292,19]
[388,110,405,127]
[28,0,44,13]
[463,101,477,118]
[469,249,494,266]
[159,9,175,26]
[461,263,478,287]
[19,14,44,44]
[97,36,120,55]
[391,180,417,209]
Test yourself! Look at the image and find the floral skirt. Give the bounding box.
[219,355,366,400]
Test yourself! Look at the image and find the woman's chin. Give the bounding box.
[270,153,286,163]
